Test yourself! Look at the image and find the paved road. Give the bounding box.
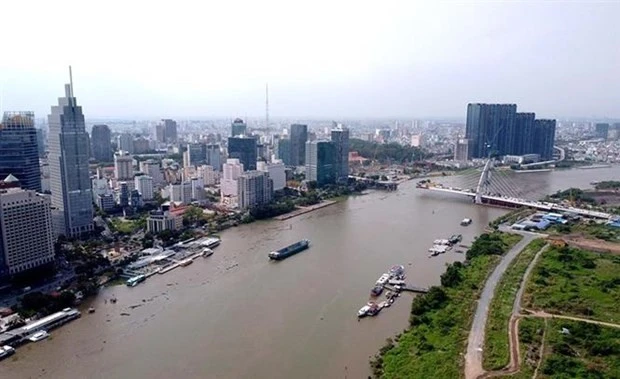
[464,232,536,379]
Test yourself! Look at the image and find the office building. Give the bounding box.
[514,113,535,155]
[533,119,556,161]
[169,182,193,204]
[454,138,470,161]
[48,78,94,237]
[96,193,115,212]
[184,143,206,167]
[0,179,55,279]
[0,112,42,192]
[140,159,164,185]
[228,137,257,170]
[277,138,291,165]
[114,152,134,182]
[146,210,181,233]
[305,141,337,187]
[237,171,273,210]
[129,189,142,208]
[117,182,130,207]
[90,124,112,162]
[290,124,308,166]
[206,144,222,171]
[36,128,46,158]
[198,165,217,186]
[117,133,134,154]
[410,134,423,147]
[331,127,349,182]
[465,103,517,158]
[135,175,153,201]
[156,119,178,144]
[133,137,150,154]
[221,158,244,201]
[595,123,610,140]
[257,160,286,191]
[231,118,247,137]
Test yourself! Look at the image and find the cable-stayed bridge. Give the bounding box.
[417,159,612,220]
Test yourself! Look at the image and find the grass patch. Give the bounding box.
[508,317,546,379]
[549,221,620,242]
[483,238,547,370]
[538,319,620,378]
[109,218,141,235]
[372,232,522,378]
[523,246,620,323]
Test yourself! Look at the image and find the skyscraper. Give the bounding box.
[206,144,222,171]
[533,119,556,161]
[114,151,134,182]
[305,141,337,187]
[331,127,349,182]
[48,73,94,237]
[514,113,535,155]
[228,137,257,170]
[595,123,610,139]
[0,112,42,192]
[156,119,178,143]
[0,179,55,280]
[117,133,134,154]
[277,138,291,165]
[237,171,273,210]
[231,118,247,137]
[135,175,154,201]
[90,124,112,162]
[465,103,517,158]
[454,138,470,161]
[184,143,207,167]
[290,124,308,166]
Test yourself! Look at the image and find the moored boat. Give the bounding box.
[28,330,49,342]
[268,239,310,260]
[461,218,472,226]
[370,285,384,297]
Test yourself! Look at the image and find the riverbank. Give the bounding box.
[372,232,522,378]
[273,200,338,220]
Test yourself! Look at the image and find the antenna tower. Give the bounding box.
[265,83,269,129]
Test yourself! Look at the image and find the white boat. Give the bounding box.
[358,305,371,317]
[461,218,472,226]
[202,248,214,257]
[28,330,49,342]
[375,273,390,285]
[0,345,15,360]
[433,239,450,246]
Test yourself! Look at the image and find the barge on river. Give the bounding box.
[268,239,310,260]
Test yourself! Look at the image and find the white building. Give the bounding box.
[135,175,154,201]
[146,211,181,233]
[0,182,55,277]
[257,160,286,191]
[410,134,423,147]
[117,133,134,154]
[221,159,244,202]
[169,182,192,204]
[237,171,273,210]
[191,177,205,201]
[114,152,134,182]
[140,159,164,185]
[198,165,218,186]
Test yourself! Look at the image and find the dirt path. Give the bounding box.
[522,309,620,329]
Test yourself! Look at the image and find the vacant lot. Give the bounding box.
[523,246,620,323]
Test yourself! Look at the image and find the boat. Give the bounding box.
[370,285,384,297]
[367,303,381,316]
[126,274,146,287]
[389,265,405,277]
[376,273,390,286]
[268,239,310,260]
[0,345,15,360]
[88,307,95,314]
[378,301,389,309]
[449,234,462,245]
[179,259,193,267]
[460,218,472,226]
[202,248,214,257]
[428,245,450,254]
[28,330,50,342]
[513,168,552,173]
[358,305,371,317]
[433,239,451,246]
[388,279,406,286]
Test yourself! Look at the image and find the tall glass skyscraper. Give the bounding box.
[0,112,42,192]
[231,118,247,137]
[305,141,337,187]
[90,124,112,162]
[290,124,308,166]
[331,127,349,182]
[533,119,556,161]
[514,113,535,155]
[465,103,517,158]
[48,79,94,237]
[228,137,257,171]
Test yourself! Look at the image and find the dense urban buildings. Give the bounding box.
[465,103,556,160]
[228,136,257,170]
[331,127,350,182]
[0,112,42,192]
[90,124,112,162]
[305,141,337,186]
[47,81,94,237]
[231,118,247,137]
[237,171,273,210]
[156,119,178,144]
[290,124,308,166]
[257,160,286,191]
[0,176,55,280]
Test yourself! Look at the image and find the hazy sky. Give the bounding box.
[1,1,618,119]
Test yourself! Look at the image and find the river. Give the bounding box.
[2,166,618,379]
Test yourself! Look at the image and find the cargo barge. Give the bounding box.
[268,239,310,260]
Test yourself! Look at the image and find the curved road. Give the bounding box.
[464,231,538,379]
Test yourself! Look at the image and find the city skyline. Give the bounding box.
[1,1,619,119]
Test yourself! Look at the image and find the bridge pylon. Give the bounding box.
[474,158,493,204]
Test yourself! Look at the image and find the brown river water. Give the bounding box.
[2,167,618,379]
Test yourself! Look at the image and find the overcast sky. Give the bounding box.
[1,1,618,119]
